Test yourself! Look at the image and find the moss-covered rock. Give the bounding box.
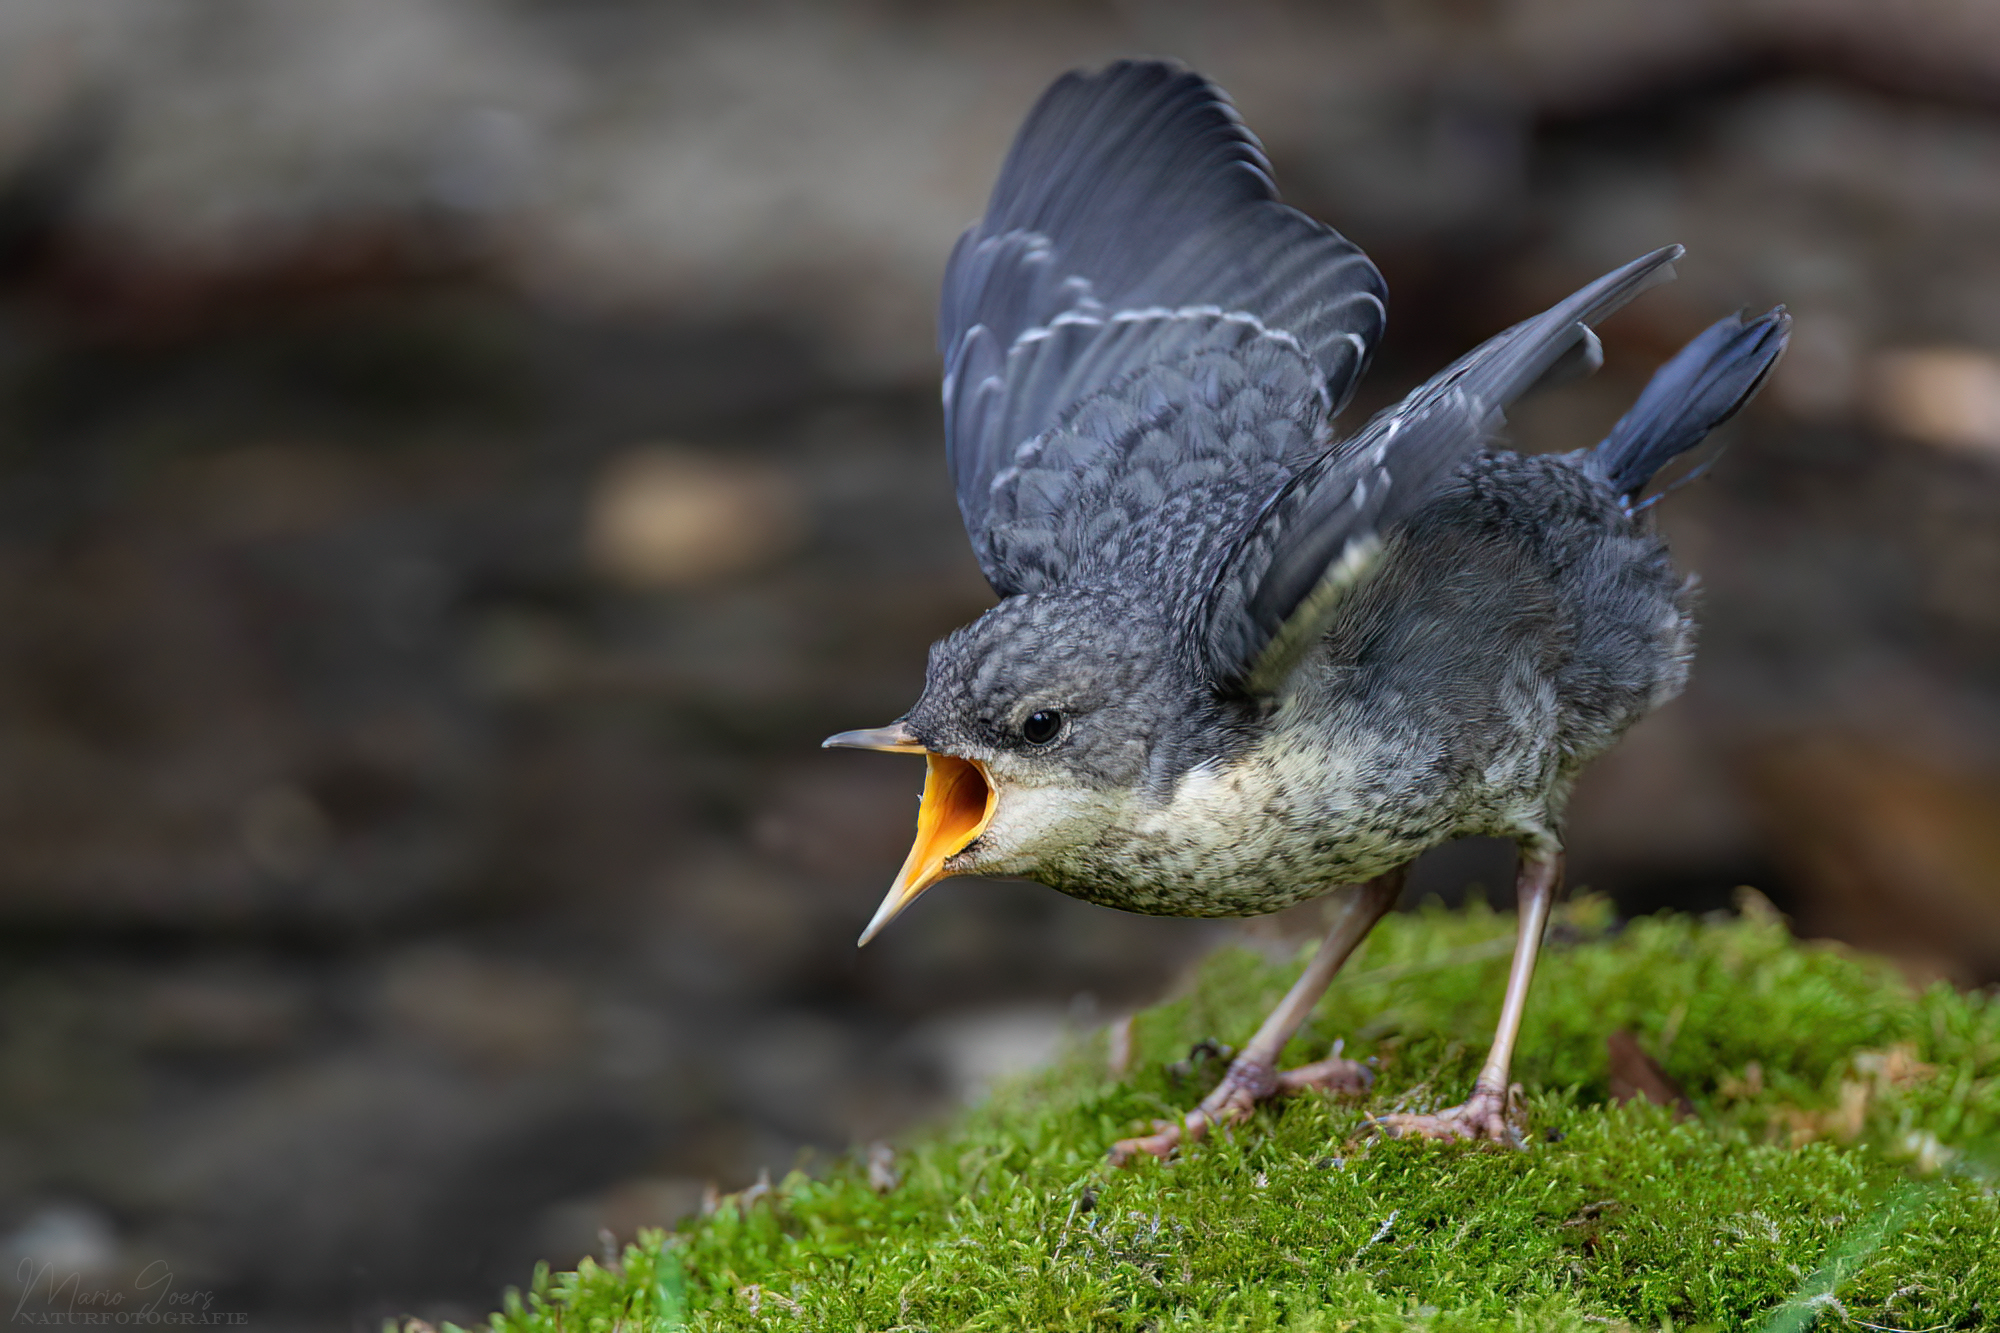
[478,899,1999,1330]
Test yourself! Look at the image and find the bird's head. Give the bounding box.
[825,589,1201,943]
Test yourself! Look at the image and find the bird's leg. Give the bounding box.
[1110,867,1403,1166]
[1374,848,1562,1146]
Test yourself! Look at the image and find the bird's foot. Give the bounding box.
[1110,1047,1372,1167]
[1372,1082,1524,1147]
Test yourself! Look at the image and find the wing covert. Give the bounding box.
[1202,246,1686,695]
[941,60,1386,595]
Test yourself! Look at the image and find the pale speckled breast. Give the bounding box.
[1030,713,1543,917]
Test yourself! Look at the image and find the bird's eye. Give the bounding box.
[1020,709,1064,745]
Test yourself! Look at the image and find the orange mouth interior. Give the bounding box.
[855,750,998,945]
[894,752,997,894]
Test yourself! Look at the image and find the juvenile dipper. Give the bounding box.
[826,60,1787,1159]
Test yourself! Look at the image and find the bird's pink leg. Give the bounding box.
[1110,868,1403,1166]
[1374,848,1563,1146]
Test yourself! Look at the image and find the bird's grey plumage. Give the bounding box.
[836,57,1788,1157]
[1202,245,1684,693]
[941,60,1385,599]
[881,59,1787,923]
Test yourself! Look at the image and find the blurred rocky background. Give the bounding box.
[0,0,1997,1328]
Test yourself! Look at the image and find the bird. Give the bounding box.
[824,59,1788,1161]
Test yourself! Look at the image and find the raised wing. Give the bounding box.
[942,60,1386,596]
[1202,245,1686,696]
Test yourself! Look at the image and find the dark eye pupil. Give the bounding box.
[1022,710,1062,745]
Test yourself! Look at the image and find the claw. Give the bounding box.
[1370,1083,1524,1147]
[1109,1052,1373,1167]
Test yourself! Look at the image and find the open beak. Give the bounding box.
[821,722,925,754]
[823,723,996,946]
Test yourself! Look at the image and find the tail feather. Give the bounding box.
[1586,308,1791,502]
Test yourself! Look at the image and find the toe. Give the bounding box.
[1276,1056,1373,1096]
[1369,1112,1466,1142]
[1369,1100,1520,1146]
[1109,1120,1181,1167]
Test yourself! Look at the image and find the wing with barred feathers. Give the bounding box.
[1202,245,1686,696]
[942,60,1386,596]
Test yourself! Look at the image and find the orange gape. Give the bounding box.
[860,754,995,944]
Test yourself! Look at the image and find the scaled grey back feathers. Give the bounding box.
[939,60,1691,701]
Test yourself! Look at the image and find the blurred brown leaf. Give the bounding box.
[1607,1029,1695,1120]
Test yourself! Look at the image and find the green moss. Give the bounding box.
[476,900,2000,1331]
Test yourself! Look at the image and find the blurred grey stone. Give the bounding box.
[907,1004,1068,1104]
[531,1177,705,1272]
[375,949,587,1075]
[1,1203,121,1294]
